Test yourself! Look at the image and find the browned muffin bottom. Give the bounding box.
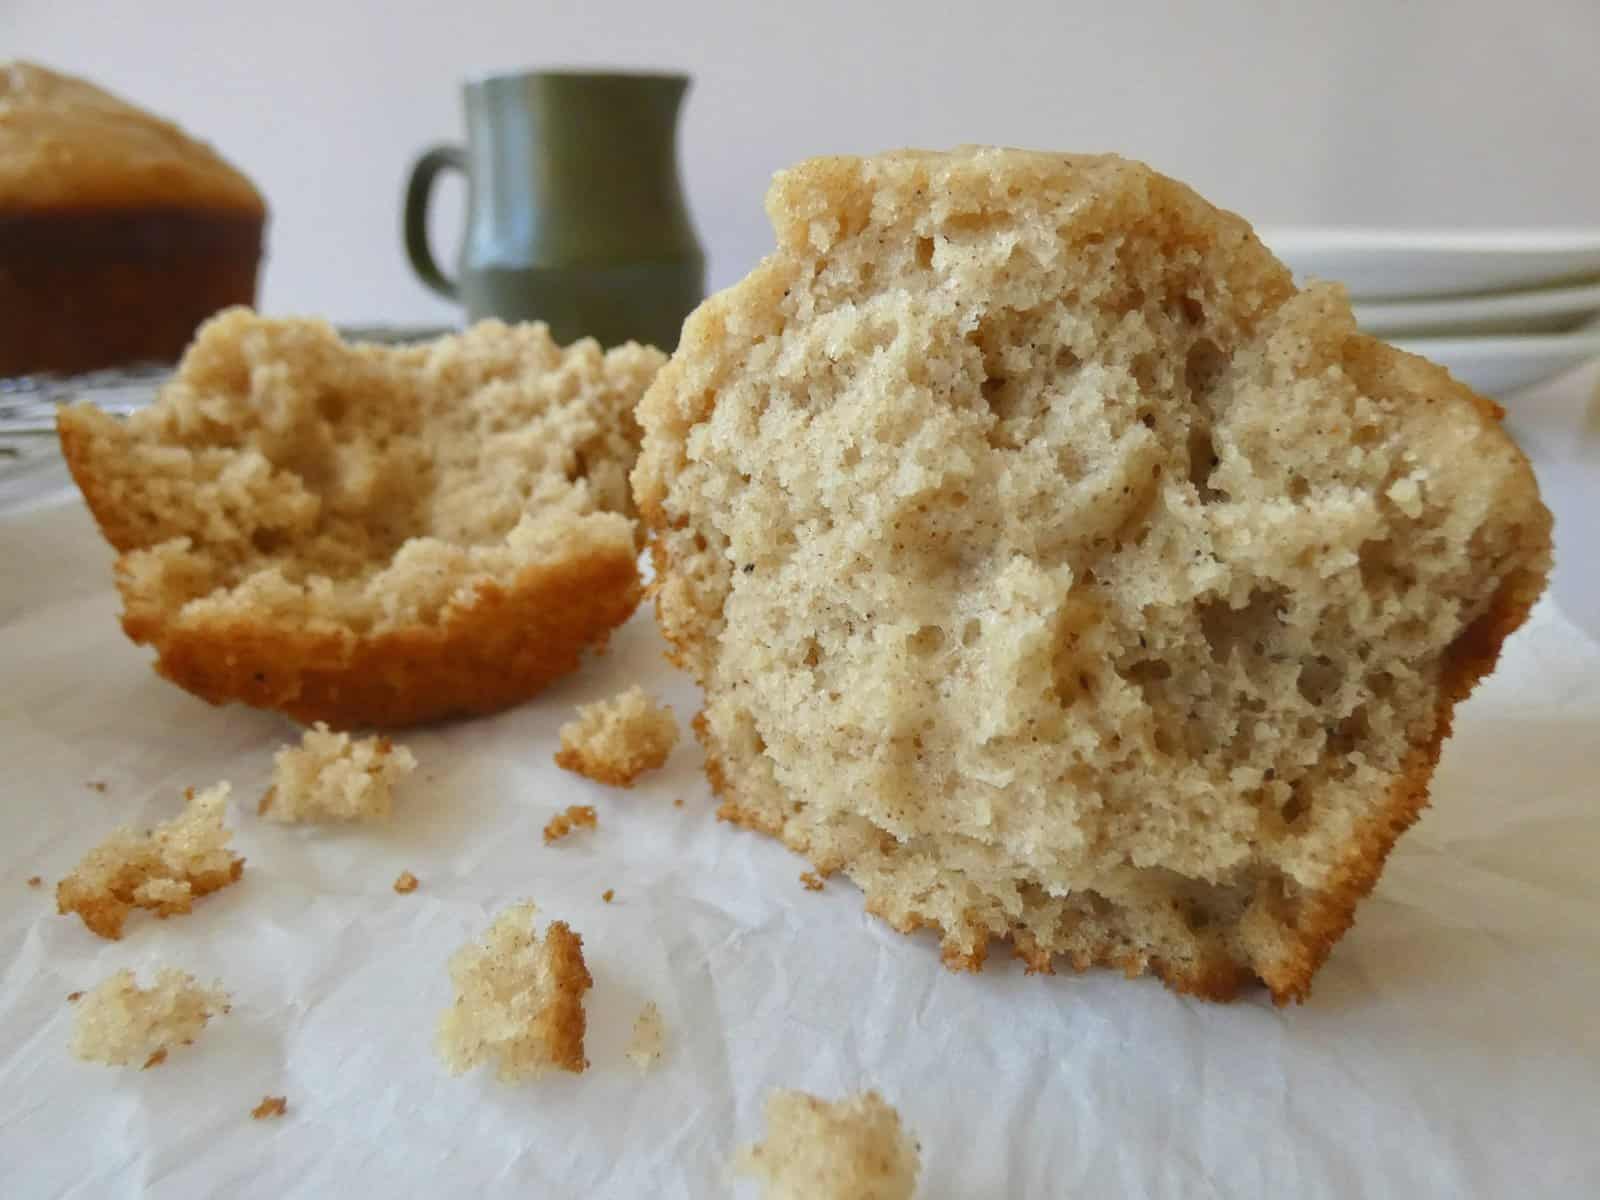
[0,207,261,375]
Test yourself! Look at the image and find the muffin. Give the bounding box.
[0,61,265,375]
[632,148,1552,1003]
[59,309,664,728]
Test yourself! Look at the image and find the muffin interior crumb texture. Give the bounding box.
[554,684,680,786]
[735,1089,920,1200]
[71,967,230,1067]
[259,722,417,823]
[626,1001,664,1072]
[543,804,598,844]
[57,783,244,939]
[57,310,665,727]
[634,147,1552,1002]
[437,902,592,1082]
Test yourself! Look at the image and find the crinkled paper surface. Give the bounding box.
[2,496,1598,1198]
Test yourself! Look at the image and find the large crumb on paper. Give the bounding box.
[554,685,678,786]
[71,967,230,1067]
[259,723,417,823]
[627,1001,664,1072]
[543,805,597,844]
[394,870,420,894]
[57,783,244,939]
[437,902,591,1082]
[735,1089,921,1199]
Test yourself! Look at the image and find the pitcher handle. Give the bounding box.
[403,145,466,299]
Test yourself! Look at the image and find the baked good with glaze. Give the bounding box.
[633,147,1552,1003]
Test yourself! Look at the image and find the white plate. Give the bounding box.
[1394,329,1600,396]
[1355,280,1600,337]
[1262,228,1600,300]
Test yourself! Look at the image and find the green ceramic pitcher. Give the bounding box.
[404,69,705,350]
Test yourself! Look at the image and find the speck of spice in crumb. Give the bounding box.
[393,870,419,894]
[143,1048,168,1070]
[252,1095,288,1120]
[543,804,598,844]
[800,871,825,891]
[26,875,41,888]
[602,889,615,903]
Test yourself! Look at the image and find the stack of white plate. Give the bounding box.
[1262,230,1600,396]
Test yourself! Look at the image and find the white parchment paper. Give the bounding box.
[2,496,1597,1198]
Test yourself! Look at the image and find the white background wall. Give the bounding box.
[13,0,1600,326]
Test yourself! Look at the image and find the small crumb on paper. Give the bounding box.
[87,781,107,793]
[735,1089,920,1200]
[602,889,615,903]
[800,872,825,892]
[260,725,416,823]
[56,784,244,940]
[437,902,592,1081]
[554,686,678,786]
[627,1002,663,1072]
[252,1095,288,1120]
[26,875,41,888]
[394,870,420,894]
[66,991,83,1003]
[71,967,229,1067]
[543,805,597,845]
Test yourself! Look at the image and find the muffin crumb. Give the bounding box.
[543,805,598,845]
[627,1001,664,1072]
[252,1095,288,1120]
[602,888,615,903]
[735,1089,920,1199]
[394,870,420,894]
[800,872,825,892]
[554,686,678,786]
[87,780,108,793]
[259,724,416,823]
[66,991,83,1003]
[57,783,244,939]
[71,967,229,1067]
[26,875,41,888]
[437,902,591,1082]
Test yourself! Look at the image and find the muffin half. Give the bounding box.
[61,309,663,727]
[633,148,1551,1002]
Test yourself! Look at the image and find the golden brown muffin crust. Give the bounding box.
[0,61,263,212]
